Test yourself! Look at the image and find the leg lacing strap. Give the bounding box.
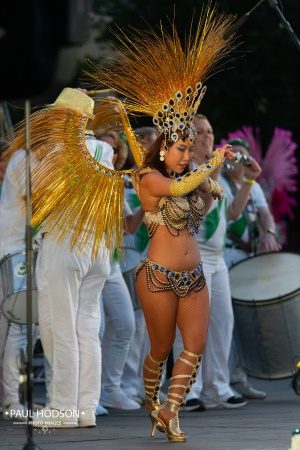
[167,350,202,408]
[144,353,167,403]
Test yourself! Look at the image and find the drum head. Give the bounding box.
[229,252,300,302]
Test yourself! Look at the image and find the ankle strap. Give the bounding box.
[178,356,197,368]
[144,363,163,374]
[148,353,167,366]
[163,400,181,412]
[183,349,200,358]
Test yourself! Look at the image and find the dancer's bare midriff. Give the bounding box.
[147,225,201,270]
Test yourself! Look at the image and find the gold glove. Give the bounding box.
[170,151,223,197]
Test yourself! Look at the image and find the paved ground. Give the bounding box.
[1,377,299,450]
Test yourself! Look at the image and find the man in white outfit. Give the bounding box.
[222,138,281,399]
[94,130,144,411]
[174,115,262,410]
[120,127,158,405]
[119,174,149,405]
[34,89,114,428]
[0,149,39,419]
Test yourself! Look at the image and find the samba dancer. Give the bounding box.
[88,6,237,441]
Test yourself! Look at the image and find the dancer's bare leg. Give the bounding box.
[160,285,209,424]
[136,267,178,413]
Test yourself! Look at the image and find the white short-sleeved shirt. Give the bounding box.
[195,195,228,256]
[0,150,38,257]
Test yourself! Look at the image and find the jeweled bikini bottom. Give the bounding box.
[136,258,206,298]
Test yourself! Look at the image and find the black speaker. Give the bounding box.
[0,0,91,99]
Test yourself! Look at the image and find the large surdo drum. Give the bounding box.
[229,252,300,379]
[0,251,38,324]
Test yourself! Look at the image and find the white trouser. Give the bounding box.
[174,253,235,403]
[121,267,149,400]
[101,263,136,394]
[0,309,9,407]
[223,247,249,384]
[2,324,38,406]
[36,234,109,411]
[223,247,248,270]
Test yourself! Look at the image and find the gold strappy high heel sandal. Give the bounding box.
[144,353,167,434]
[151,349,202,442]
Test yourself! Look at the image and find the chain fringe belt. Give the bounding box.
[136,259,206,298]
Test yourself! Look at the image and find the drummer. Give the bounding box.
[0,145,40,419]
[221,137,281,400]
[173,114,263,410]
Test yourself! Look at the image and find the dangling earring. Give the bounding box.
[159,143,168,161]
[159,149,165,161]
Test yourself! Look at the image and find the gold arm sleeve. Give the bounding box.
[170,151,224,197]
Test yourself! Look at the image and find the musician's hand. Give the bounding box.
[258,233,282,253]
[243,158,262,181]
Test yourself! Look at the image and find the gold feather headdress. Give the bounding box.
[2,89,145,257]
[88,4,237,146]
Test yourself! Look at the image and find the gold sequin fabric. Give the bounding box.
[136,259,206,298]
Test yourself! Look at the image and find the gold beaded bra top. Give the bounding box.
[134,168,206,238]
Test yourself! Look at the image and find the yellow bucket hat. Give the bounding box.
[53,87,95,119]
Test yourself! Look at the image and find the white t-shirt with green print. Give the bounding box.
[195,194,228,254]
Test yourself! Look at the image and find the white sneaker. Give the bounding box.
[101,389,141,410]
[96,404,109,416]
[78,408,96,427]
[3,402,27,421]
[205,396,247,409]
[232,382,267,399]
[32,407,78,428]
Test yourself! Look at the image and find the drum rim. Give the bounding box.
[0,250,27,265]
[232,288,300,306]
[230,251,300,304]
[0,250,38,267]
[229,250,300,269]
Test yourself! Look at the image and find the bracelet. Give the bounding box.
[243,177,255,186]
[208,177,222,197]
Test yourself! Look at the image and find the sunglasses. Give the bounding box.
[113,147,120,154]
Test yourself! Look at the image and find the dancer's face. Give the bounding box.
[192,118,214,163]
[164,139,192,174]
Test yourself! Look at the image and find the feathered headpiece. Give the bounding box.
[2,89,145,257]
[88,5,237,146]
